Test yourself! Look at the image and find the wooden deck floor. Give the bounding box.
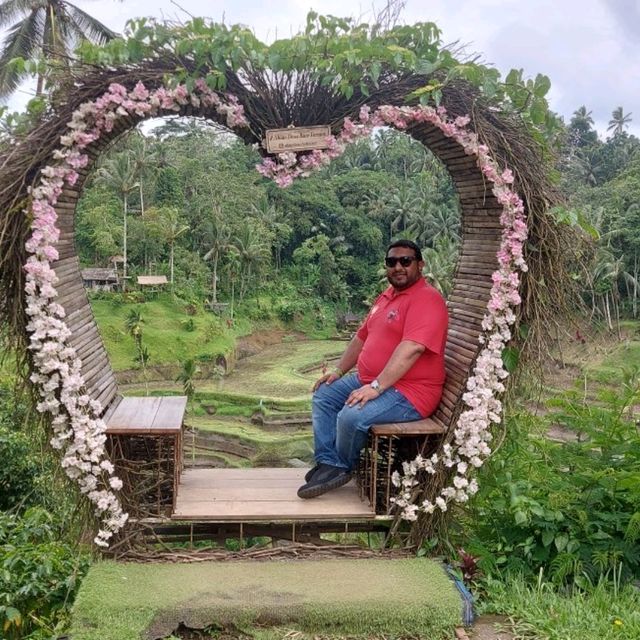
[173,468,379,521]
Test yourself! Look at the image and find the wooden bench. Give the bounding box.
[105,395,187,518]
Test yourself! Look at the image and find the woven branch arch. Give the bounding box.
[0,56,566,546]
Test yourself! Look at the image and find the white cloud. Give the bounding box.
[2,0,638,136]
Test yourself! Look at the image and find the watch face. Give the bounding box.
[371,380,380,390]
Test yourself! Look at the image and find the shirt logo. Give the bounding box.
[386,309,399,322]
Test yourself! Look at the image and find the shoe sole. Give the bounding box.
[297,473,352,499]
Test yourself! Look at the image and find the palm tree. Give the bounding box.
[607,107,633,137]
[202,204,231,304]
[389,184,421,235]
[128,131,157,220]
[229,220,270,301]
[251,197,292,271]
[0,0,117,99]
[151,207,189,286]
[568,105,598,148]
[95,153,138,284]
[175,359,200,401]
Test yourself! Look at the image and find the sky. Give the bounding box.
[3,0,639,137]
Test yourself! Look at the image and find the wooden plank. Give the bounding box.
[372,417,445,436]
[106,396,162,431]
[173,468,373,521]
[106,396,186,433]
[154,396,188,430]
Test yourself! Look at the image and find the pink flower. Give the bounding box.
[130,81,149,101]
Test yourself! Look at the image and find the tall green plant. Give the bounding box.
[460,369,640,585]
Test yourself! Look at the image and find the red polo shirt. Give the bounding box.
[356,277,448,417]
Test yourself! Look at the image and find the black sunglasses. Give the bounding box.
[385,256,418,268]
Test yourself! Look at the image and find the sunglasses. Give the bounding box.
[385,256,419,268]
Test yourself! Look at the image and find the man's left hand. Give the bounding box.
[346,384,380,408]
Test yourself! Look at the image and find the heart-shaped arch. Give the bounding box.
[22,77,527,545]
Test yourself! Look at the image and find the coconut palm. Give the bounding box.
[251,197,292,271]
[229,219,270,300]
[0,0,117,99]
[151,207,189,286]
[607,107,633,137]
[202,204,231,304]
[389,183,421,235]
[95,153,138,283]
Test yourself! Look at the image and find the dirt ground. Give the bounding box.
[464,615,515,639]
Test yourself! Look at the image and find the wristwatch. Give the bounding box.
[370,379,382,394]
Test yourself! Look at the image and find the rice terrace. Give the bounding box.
[0,1,639,639]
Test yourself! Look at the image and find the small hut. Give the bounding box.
[137,275,168,294]
[81,268,119,291]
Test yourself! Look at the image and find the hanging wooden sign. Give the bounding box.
[265,125,331,154]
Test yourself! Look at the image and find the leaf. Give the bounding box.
[4,607,21,628]
[554,534,568,552]
[533,73,551,97]
[542,530,554,547]
[514,510,527,525]
[415,58,438,75]
[370,61,381,85]
[502,346,520,373]
[529,97,548,125]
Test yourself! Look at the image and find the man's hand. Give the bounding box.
[313,371,341,392]
[346,384,380,408]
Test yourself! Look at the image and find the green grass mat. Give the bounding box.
[70,558,462,640]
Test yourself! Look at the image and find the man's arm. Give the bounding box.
[375,340,425,391]
[312,336,364,391]
[346,339,425,407]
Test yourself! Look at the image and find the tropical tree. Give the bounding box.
[388,183,421,234]
[568,105,598,148]
[95,152,138,282]
[251,197,292,271]
[202,204,231,304]
[422,235,458,296]
[607,107,633,137]
[228,219,271,300]
[148,207,189,286]
[0,0,117,98]
[175,359,200,401]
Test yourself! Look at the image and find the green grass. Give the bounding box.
[480,575,640,640]
[214,340,345,398]
[70,558,462,640]
[92,293,238,371]
[188,416,312,447]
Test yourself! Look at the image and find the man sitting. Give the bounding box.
[298,239,448,499]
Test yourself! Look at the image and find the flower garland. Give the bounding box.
[256,104,528,519]
[24,80,248,546]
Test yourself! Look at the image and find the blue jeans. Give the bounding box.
[312,373,422,471]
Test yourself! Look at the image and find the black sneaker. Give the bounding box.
[304,463,321,482]
[297,464,351,499]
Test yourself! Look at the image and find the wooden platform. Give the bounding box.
[105,396,187,434]
[173,468,380,521]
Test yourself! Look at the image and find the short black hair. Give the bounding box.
[386,239,423,262]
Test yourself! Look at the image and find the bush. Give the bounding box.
[0,508,90,639]
[461,370,640,585]
[0,383,43,510]
[0,427,41,510]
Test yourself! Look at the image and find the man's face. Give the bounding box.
[385,247,424,291]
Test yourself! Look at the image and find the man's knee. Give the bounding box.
[312,383,331,408]
[336,406,370,434]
